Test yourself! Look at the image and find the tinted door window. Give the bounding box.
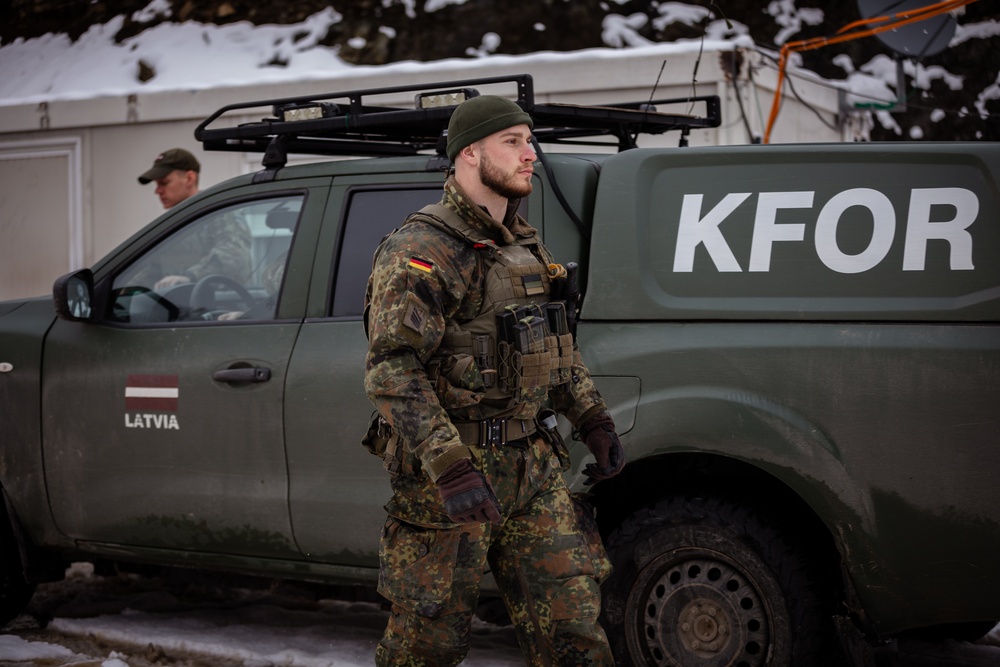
[110,195,302,323]
[331,187,441,317]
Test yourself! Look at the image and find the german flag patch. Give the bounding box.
[408,256,434,273]
[522,273,544,296]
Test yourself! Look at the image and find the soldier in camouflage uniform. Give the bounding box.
[364,95,625,666]
[138,147,202,210]
[135,148,252,290]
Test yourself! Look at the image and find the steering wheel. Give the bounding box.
[190,274,255,318]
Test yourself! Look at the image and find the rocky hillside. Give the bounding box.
[2,0,996,141]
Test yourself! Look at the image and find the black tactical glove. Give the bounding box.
[579,410,626,485]
[436,459,503,525]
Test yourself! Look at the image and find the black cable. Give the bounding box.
[531,138,590,242]
[723,50,758,143]
[756,47,1000,123]
[755,49,839,131]
[633,60,667,147]
[732,76,758,142]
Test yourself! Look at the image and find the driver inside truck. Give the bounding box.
[137,147,252,290]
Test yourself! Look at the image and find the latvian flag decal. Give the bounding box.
[125,374,179,411]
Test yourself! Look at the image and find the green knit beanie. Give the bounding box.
[446,95,533,162]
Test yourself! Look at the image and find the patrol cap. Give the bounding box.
[446,95,533,162]
[138,148,201,184]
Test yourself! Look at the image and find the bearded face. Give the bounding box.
[479,148,533,200]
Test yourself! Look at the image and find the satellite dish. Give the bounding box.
[856,0,957,58]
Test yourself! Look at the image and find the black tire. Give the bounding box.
[601,495,840,667]
[0,508,36,628]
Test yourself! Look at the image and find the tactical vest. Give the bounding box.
[410,204,575,421]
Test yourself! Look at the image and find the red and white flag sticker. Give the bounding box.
[125,374,179,411]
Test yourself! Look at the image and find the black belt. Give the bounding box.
[454,418,536,448]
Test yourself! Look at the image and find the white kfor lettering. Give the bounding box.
[815,189,896,274]
[749,192,812,272]
[673,193,749,272]
[672,187,979,274]
[903,188,977,271]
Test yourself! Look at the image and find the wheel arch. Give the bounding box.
[589,452,854,618]
[593,383,878,539]
[580,382,883,628]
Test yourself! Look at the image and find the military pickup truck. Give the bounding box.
[2,74,998,667]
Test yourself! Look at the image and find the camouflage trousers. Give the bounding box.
[375,434,613,666]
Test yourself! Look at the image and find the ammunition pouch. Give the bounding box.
[501,343,551,404]
[430,301,573,410]
[495,302,574,402]
[550,332,574,386]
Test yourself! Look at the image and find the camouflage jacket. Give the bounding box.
[124,208,252,289]
[364,177,606,481]
[183,210,252,283]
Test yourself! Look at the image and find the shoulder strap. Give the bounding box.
[405,203,494,252]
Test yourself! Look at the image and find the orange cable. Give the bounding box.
[835,0,960,35]
[762,0,977,143]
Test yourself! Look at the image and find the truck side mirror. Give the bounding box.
[53,269,96,322]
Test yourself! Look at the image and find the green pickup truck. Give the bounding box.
[1,74,998,667]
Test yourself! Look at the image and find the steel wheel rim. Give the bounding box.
[626,546,772,667]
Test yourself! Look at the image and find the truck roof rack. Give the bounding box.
[195,73,720,167]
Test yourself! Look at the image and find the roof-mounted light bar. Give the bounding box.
[415,88,479,109]
[277,102,340,122]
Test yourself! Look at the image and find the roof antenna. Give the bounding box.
[708,2,733,30]
[645,60,667,109]
[633,60,667,147]
[685,2,734,143]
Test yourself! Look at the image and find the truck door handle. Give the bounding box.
[212,367,272,383]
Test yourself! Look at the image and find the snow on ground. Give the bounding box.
[0,603,519,667]
[3,563,1000,666]
[0,563,523,666]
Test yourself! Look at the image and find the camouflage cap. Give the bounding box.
[138,148,201,184]
[446,95,533,162]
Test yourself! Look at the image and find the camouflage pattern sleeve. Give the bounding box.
[549,346,607,428]
[364,224,479,481]
[185,211,253,283]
